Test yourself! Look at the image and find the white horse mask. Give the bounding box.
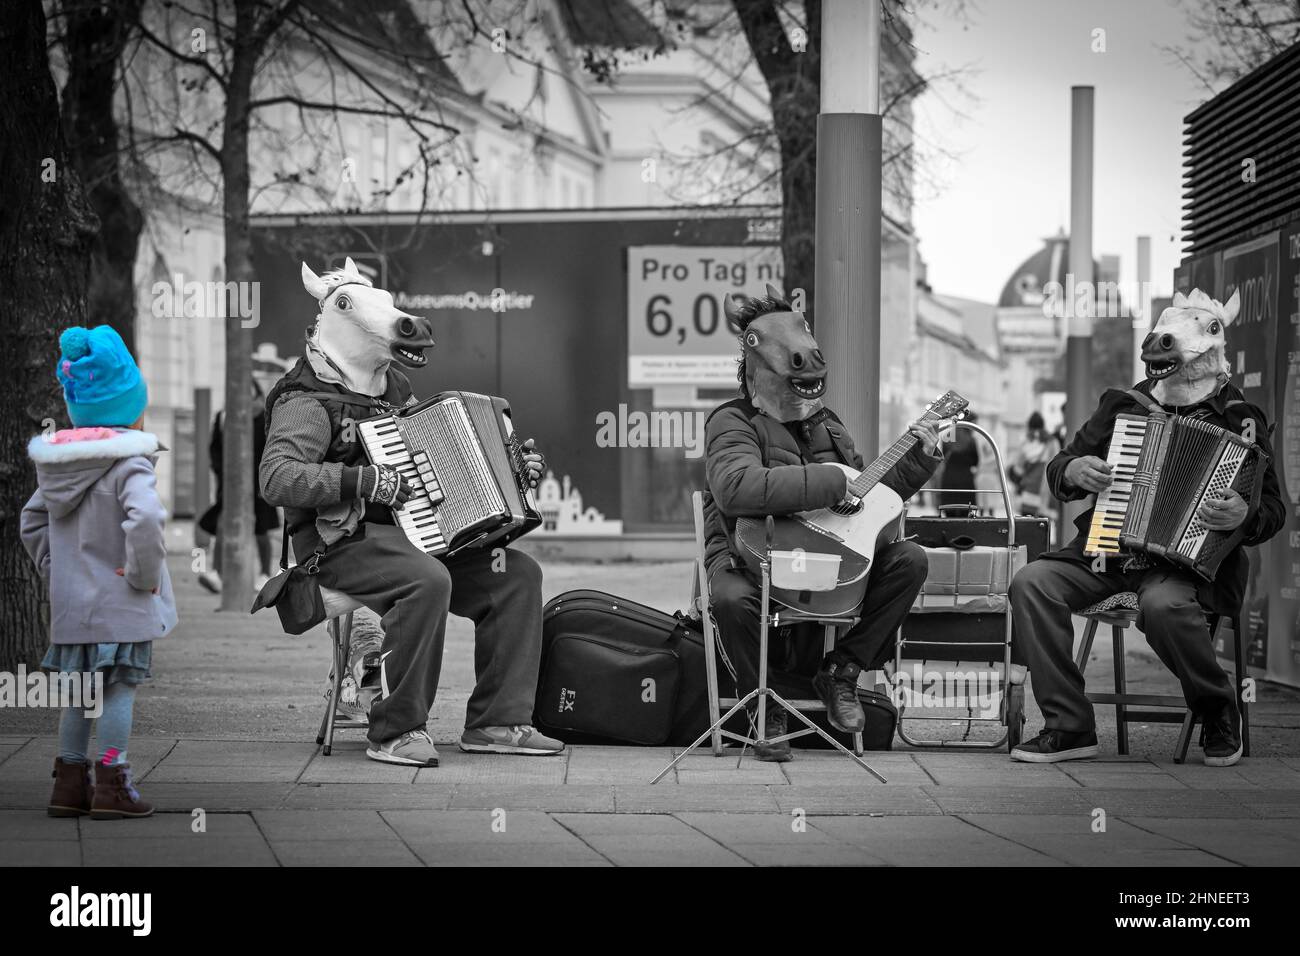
[301,258,434,396]
[1142,288,1240,407]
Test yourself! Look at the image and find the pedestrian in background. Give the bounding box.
[1009,411,1055,516]
[936,410,980,514]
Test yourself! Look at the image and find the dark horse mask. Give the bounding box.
[724,284,827,423]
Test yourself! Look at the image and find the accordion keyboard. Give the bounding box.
[357,416,448,554]
[1085,414,1148,556]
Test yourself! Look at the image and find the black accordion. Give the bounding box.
[358,391,541,557]
[1085,412,1265,581]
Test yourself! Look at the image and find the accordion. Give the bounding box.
[1085,412,1264,581]
[357,391,541,557]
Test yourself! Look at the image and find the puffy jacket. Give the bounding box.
[20,428,177,645]
[703,397,944,576]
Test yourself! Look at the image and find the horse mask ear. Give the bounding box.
[302,262,328,301]
[765,283,791,309]
[723,293,746,329]
[1221,289,1241,326]
[344,256,362,278]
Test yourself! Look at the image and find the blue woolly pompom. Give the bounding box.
[60,327,92,362]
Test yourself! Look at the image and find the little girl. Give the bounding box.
[21,325,177,819]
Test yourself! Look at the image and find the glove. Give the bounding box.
[357,464,413,508]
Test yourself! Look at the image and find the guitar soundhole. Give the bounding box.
[830,499,862,517]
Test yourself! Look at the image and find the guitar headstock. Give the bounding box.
[922,390,970,423]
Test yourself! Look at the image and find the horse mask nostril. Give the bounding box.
[1160,333,1174,350]
[399,317,416,338]
[791,352,805,370]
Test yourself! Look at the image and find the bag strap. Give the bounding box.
[1125,388,1161,413]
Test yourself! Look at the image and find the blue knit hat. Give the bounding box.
[56,326,148,428]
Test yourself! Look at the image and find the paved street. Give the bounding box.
[2,543,1298,866]
[2,737,1299,866]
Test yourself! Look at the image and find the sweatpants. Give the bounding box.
[297,522,544,745]
[1008,557,1235,733]
[709,540,930,698]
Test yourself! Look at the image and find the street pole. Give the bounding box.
[1134,235,1151,385]
[816,0,881,455]
[1064,86,1095,527]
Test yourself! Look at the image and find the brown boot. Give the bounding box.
[47,758,93,817]
[90,762,153,819]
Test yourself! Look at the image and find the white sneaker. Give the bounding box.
[197,570,222,594]
[366,730,440,767]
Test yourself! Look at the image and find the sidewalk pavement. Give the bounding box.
[2,735,1299,866]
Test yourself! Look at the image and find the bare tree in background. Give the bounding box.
[0,0,98,669]
[1168,0,1300,92]
[652,0,971,317]
[125,0,466,612]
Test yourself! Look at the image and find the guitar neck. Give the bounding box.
[847,412,942,497]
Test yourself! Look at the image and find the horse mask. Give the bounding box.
[301,257,435,396]
[1142,288,1239,407]
[725,284,827,423]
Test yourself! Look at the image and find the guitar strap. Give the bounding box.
[787,408,855,467]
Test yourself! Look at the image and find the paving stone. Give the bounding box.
[3,736,176,779]
[143,763,304,784]
[383,809,586,846]
[0,840,81,866]
[154,739,318,766]
[298,756,419,784]
[677,811,843,845]
[1084,788,1258,818]
[573,834,751,867]
[1125,817,1300,866]
[567,748,679,784]
[1224,789,1300,818]
[916,763,1081,788]
[0,808,82,840]
[925,787,1095,815]
[0,782,72,810]
[417,749,567,785]
[142,783,294,812]
[813,814,1060,866]
[81,836,277,867]
[251,809,396,842]
[724,842,887,866]
[79,811,262,840]
[420,844,612,866]
[270,839,423,866]
[772,785,944,815]
[613,784,782,814]
[1161,760,1300,790]
[282,784,454,811]
[447,784,614,812]
[965,813,1237,866]
[1056,768,1188,790]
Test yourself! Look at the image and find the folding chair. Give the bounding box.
[650,492,885,783]
[1076,592,1249,763]
[314,587,369,755]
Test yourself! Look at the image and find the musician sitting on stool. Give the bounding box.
[1009,289,1284,767]
[703,285,945,762]
[260,259,564,768]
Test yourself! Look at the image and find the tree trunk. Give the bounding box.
[0,0,97,669]
[733,0,822,315]
[216,0,262,613]
[60,0,145,355]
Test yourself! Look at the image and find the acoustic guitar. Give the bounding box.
[733,390,969,617]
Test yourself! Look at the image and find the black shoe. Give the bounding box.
[1010,728,1099,763]
[751,704,792,763]
[1202,702,1243,767]
[812,658,865,734]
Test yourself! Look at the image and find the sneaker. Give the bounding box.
[459,725,565,756]
[1010,728,1099,763]
[197,570,222,594]
[366,729,440,767]
[751,704,792,763]
[1203,703,1243,767]
[812,658,866,734]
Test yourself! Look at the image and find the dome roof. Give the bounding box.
[997,231,1108,309]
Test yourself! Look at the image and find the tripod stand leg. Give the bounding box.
[650,691,760,784]
[768,690,887,783]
